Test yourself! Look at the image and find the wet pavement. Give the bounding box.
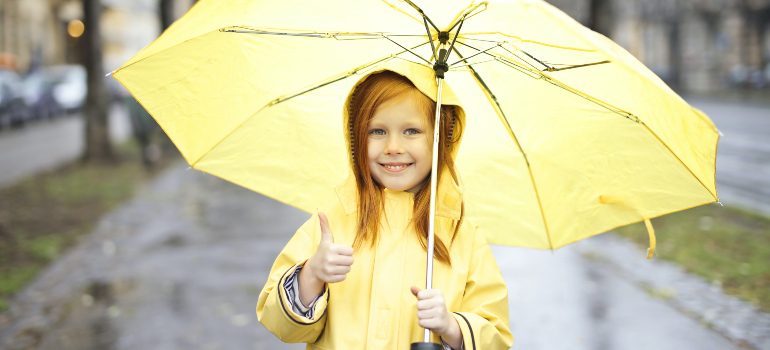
[0,161,753,350]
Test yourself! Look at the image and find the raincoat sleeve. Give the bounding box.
[256,213,329,343]
[452,225,513,350]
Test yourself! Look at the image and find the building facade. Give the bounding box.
[547,0,770,92]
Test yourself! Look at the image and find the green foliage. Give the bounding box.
[615,203,770,311]
[24,235,67,261]
[0,267,40,295]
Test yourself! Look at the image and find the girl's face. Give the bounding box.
[367,94,432,193]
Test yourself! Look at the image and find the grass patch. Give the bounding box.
[614,203,770,312]
[0,139,179,312]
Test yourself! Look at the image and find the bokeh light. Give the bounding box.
[67,19,85,38]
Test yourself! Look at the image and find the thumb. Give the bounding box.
[410,285,422,297]
[318,212,334,243]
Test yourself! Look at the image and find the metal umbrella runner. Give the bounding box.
[111,0,720,346]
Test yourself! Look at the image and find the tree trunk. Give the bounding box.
[160,0,174,30]
[82,0,113,162]
[588,0,612,37]
[667,20,682,89]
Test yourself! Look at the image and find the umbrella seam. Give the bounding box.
[462,32,597,52]
[114,28,223,75]
[453,48,554,250]
[378,0,423,25]
[535,1,719,196]
[472,54,717,246]
[459,41,638,122]
[640,123,718,200]
[189,51,411,168]
[557,197,719,249]
[112,73,196,166]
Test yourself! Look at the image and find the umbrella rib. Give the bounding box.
[394,56,433,68]
[497,44,612,72]
[452,46,555,250]
[460,37,508,44]
[542,60,611,71]
[449,44,500,66]
[446,2,488,32]
[191,46,429,169]
[424,17,437,60]
[402,0,441,32]
[450,58,495,69]
[486,55,716,200]
[640,124,719,201]
[494,44,546,72]
[458,41,640,122]
[225,27,428,40]
[457,41,537,72]
[383,35,432,65]
[271,41,431,106]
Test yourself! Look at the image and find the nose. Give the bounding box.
[384,134,404,155]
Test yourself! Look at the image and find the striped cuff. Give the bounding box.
[441,338,464,350]
[282,265,323,319]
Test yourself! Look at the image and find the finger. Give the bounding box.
[410,286,422,297]
[334,255,354,266]
[417,309,441,319]
[330,244,354,256]
[416,298,443,311]
[326,274,347,283]
[416,299,435,311]
[318,212,334,243]
[417,289,441,300]
[418,318,440,330]
[329,265,351,275]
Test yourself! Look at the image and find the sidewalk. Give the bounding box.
[0,103,132,189]
[1,162,761,350]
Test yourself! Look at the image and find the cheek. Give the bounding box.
[413,141,432,163]
[367,139,381,163]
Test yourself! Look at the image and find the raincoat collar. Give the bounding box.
[334,168,463,220]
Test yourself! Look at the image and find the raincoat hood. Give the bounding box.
[336,61,467,220]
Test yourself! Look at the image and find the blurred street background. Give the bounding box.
[0,0,768,349]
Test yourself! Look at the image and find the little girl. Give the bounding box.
[257,62,513,350]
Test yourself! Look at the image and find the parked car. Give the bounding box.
[23,70,62,121]
[47,65,87,113]
[0,68,30,129]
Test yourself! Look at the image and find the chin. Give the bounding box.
[378,180,415,192]
[383,184,410,192]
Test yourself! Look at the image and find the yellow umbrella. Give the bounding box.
[112,0,719,255]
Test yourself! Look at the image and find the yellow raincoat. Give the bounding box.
[256,65,513,349]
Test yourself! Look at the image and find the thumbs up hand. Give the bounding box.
[298,212,355,308]
[306,211,355,284]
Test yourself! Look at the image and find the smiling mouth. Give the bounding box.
[381,163,412,172]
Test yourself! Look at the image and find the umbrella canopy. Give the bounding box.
[112,0,719,251]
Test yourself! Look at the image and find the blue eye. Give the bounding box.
[369,129,385,135]
[405,129,420,135]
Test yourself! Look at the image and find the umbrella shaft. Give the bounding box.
[424,77,444,343]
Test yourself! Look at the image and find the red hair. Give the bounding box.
[348,71,464,265]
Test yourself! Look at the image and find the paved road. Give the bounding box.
[0,164,742,350]
[686,97,770,216]
[0,104,132,188]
